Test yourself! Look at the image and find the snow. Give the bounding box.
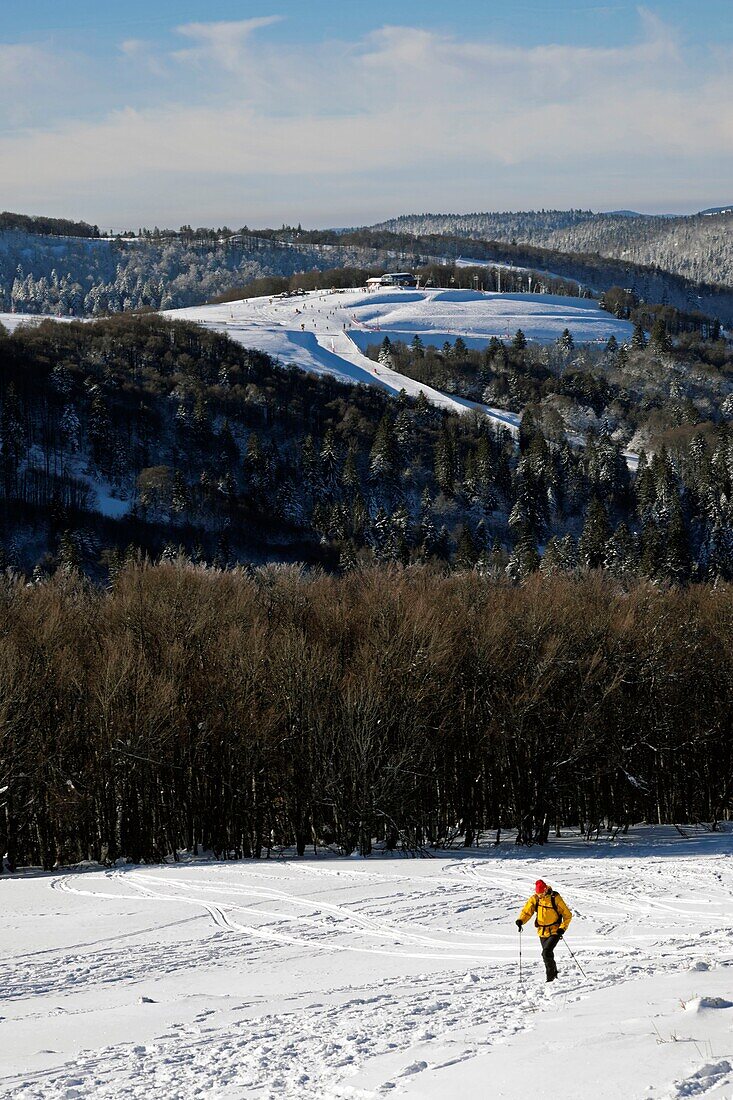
[2,827,732,1099]
[2,290,637,459]
[0,312,77,334]
[21,445,131,521]
[454,255,568,283]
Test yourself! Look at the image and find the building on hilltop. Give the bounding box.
[366,272,418,291]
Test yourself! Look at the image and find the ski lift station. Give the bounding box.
[366,272,418,290]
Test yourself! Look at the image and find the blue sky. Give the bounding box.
[1,2,731,227]
[5,0,731,51]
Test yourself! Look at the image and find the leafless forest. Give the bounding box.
[2,563,731,870]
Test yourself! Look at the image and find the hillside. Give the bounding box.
[331,228,733,324]
[166,286,633,424]
[1,305,733,584]
[0,229,352,316]
[370,210,733,290]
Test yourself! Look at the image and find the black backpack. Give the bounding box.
[535,889,562,931]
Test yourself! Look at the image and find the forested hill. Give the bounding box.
[330,228,733,324]
[369,210,733,290]
[0,230,349,316]
[2,313,733,585]
[4,211,733,324]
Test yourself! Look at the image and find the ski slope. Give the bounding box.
[2,290,633,439]
[166,288,633,434]
[3,827,733,1099]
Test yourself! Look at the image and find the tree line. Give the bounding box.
[0,563,731,872]
[0,212,100,238]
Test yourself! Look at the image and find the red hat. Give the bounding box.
[535,879,548,894]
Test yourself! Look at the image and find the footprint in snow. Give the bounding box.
[674,1058,732,1096]
[399,1060,429,1077]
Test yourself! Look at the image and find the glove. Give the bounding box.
[557,928,564,937]
[515,919,523,930]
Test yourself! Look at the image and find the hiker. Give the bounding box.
[515,879,572,982]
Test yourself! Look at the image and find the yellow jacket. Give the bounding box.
[517,889,572,938]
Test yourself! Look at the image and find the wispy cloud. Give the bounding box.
[0,11,728,223]
[173,16,283,71]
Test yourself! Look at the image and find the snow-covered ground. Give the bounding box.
[454,256,569,284]
[1,294,639,466]
[0,312,77,334]
[3,827,732,1099]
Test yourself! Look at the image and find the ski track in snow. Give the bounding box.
[2,829,733,1098]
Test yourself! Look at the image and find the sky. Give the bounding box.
[1,1,731,229]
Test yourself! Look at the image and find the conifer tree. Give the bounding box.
[631,322,646,349]
[640,518,664,578]
[650,318,672,353]
[369,415,397,481]
[434,427,455,494]
[578,496,610,570]
[320,429,339,492]
[506,525,540,581]
[88,393,112,470]
[414,390,430,418]
[509,457,548,539]
[378,337,395,370]
[411,335,424,359]
[665,501,691,584]
[604,522,637,577]
[702,516,733,580]
[455,525,478,570]
[634,455,656,522]
[539,536,564,576]
[341,449,359,493]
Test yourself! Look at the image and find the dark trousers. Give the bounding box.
[541,933,561,979]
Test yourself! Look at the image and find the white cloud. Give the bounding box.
[173,16,283,71]
[0,43,53,83]
[0,43,63,98]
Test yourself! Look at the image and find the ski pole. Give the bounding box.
[518,926,523,985]
[561,936,588,979]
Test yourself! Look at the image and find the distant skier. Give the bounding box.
[515,879,572,983]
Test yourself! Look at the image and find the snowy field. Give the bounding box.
[3,827,733,1099]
